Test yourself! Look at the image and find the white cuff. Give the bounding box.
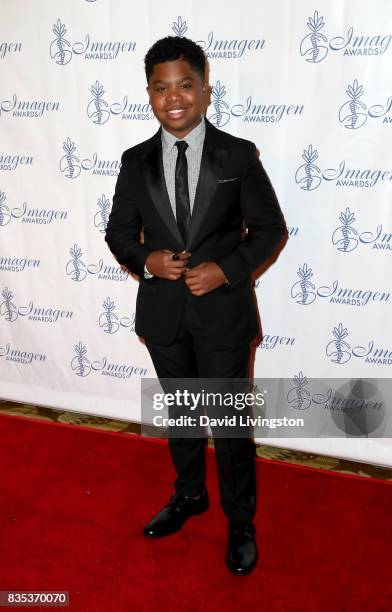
[144,264,154,279]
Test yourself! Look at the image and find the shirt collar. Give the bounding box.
[161,115,205,153]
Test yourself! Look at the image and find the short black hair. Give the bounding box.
[144,36,206,83]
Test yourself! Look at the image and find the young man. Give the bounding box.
[105,36,287,576]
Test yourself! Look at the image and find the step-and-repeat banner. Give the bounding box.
[1,0,391,465]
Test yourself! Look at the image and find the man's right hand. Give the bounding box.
[145,250,191,280]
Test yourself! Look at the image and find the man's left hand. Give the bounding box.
[184,262,228,296]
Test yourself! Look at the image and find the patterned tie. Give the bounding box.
[175,140,191,244]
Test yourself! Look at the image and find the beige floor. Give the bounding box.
[1,400,391,482]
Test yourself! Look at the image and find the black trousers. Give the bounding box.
[145,294,256,522]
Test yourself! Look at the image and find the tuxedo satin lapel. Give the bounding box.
[141,143,184,248]
[186,142,228,251]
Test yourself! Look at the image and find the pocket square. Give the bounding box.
[217,177,239,183]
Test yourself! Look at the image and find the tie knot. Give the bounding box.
[175,140,188,155]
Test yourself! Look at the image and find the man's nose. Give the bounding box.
[166,88,182,103]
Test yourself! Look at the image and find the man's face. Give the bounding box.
[147,58,206,138]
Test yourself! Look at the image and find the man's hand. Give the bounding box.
[145,250,191,280]
[184,262,228,296]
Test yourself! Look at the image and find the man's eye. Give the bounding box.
[156,87,165,92]
[181,83,192,88]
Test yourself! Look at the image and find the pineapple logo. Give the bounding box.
[60,138,82,179]
[332,208,359,252]
[326,323,352,364]
[300,11,328,63]
[295,145,322,191]
[290,264,317,305]
[99,297,120,334]
[0,191,11,227]
[87,81,110,125]
[172,16,188,37]
[0,287,18,322]
[286,372,312,410]
[94,194,111,233]
[71,341,91,377]
[50,19,72,65]
[339,79,368,129]
[66,244,87,282]
[208,81,230,127]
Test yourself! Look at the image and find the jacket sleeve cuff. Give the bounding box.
[216,253,249,288]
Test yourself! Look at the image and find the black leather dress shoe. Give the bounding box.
[143,489,209,538]
[225,521,258,575]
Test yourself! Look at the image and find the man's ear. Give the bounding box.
[202,83,212,112]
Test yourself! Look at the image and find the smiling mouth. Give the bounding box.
[167,108,188,118]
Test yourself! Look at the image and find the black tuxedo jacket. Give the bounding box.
[105,118,287,348]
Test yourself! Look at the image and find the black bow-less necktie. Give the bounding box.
[175,140,191,244]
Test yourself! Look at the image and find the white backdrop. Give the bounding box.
[1,0,391,465]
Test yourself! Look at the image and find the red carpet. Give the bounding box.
[0,413,391,612]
